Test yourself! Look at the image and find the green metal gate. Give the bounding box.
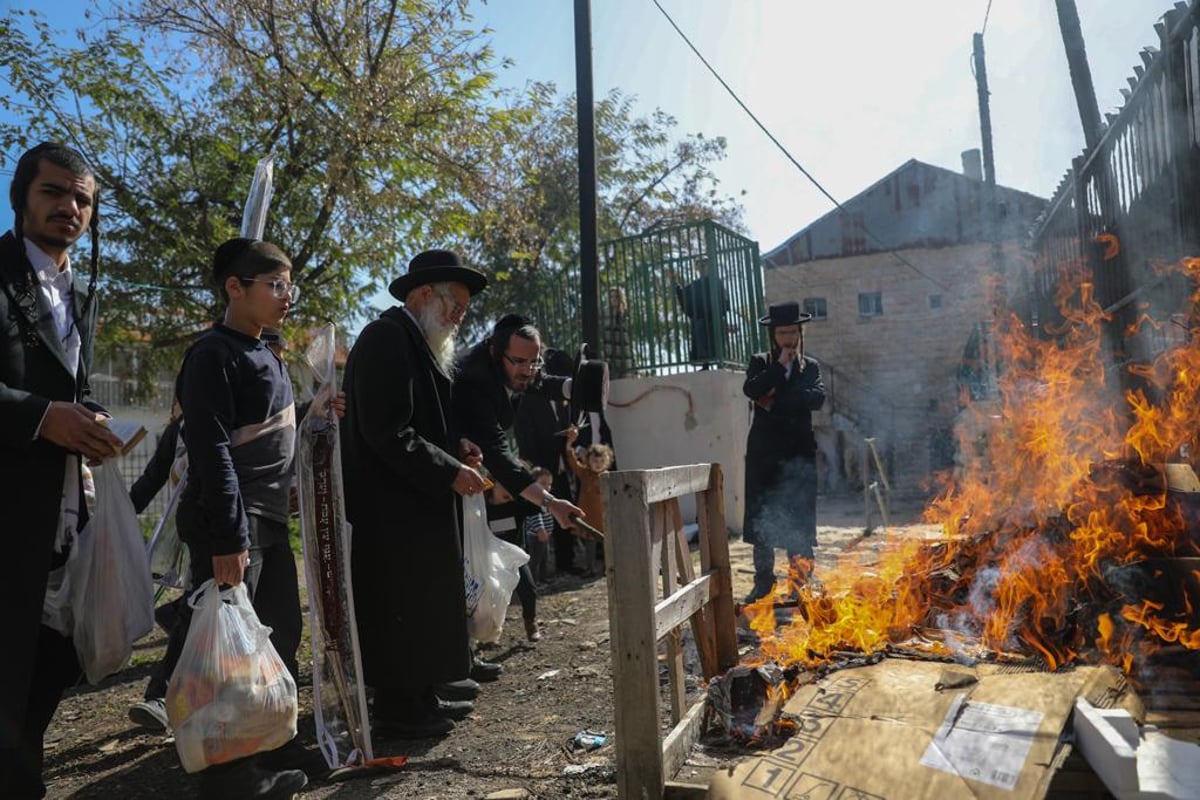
[595,219,767,375]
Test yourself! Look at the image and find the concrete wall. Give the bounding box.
[605,370,749,532]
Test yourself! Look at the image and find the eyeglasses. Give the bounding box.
[433,285,468,320]
[503,352,545,372]
[241,277,300,303]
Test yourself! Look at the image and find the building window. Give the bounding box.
[803,297,827,320]
[858,291,883,317]
[928,294,943,309]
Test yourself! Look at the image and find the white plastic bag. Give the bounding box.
[68,464,156,684]
[462,493,529,643]
[146,472,190,590]
[167,579,298,773]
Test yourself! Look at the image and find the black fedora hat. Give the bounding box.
[758,301,813,327]
[388,249,488,300]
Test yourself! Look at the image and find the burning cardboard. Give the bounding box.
[708,658,1123,800]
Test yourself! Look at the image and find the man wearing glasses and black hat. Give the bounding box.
[341,249,491,740]
[741,301,827,605]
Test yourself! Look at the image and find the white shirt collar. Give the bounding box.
[24,238,73,288]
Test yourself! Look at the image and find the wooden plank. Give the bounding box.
[642,464,713,504]
[661,697,708,789]
[602,474,664,800]
[654,575,714,642]
[671,497,718,679]
[699,464,739,670]
[660,503,687,726]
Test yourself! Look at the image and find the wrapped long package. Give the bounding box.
[296,324,373,768]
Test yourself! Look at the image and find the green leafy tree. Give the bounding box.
[1,0,496,390]
[447,82,745,352]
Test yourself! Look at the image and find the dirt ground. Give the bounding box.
[42,493,938,800]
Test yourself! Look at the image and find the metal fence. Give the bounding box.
[1030,1,1200,359]
[583,219,768,375]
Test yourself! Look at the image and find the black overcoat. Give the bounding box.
[340,307,470,690]
[452,342,569,497]
[0,231,99,750]
[742,351,826,552]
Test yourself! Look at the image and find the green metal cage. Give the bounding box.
[532,219,767,375]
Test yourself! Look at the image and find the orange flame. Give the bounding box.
[744,257,1200,675]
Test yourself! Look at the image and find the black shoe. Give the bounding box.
[742,581,774,605]
[258,738,330,778]
[471,657,503,682]
[374,713,455,739]
[430,696,475,720]
[434,678,480,701]
[197,760,308,800]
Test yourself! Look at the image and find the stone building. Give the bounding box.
[762,155,1046,495]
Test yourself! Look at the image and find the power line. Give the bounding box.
[981,0,995,35]
[649,0,950,291]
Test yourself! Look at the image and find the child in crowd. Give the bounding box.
[564,427,614,576]
[170,239,309,798]
[523,467,555,585]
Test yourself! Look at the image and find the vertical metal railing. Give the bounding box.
[1031,2,1200,352]
[600,219,768,374]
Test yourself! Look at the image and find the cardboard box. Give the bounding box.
[708,658,1123,800]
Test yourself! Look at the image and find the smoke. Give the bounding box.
[748,455,818,556]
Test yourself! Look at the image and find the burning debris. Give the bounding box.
[717,258,1200,745]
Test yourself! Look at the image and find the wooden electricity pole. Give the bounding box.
[1055,0,1104,151]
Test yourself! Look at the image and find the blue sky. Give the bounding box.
[1,0,1176,289]
[466,0,1172,251]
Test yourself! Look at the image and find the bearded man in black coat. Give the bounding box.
[340,250,489,739]
[452,317,584,531]
[742,302,826,604]
[0,143,123,799]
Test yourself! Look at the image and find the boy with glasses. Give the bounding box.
[167,238,311,798]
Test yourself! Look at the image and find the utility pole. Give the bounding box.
[1055,0,1104,151]
[972,32,1001,272]
[973,32,1004,398]
[574,0,600,352]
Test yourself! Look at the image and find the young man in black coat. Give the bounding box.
[0,143,123,799]
[741,302,826,604]
[452,317,585,533]
[341,250,490,739]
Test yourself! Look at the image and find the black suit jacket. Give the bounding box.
[0,230,101,747]
[452,341,568,497]
[513,393,570,477]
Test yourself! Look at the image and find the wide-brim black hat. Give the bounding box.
[388,249,488,300]
[758,301,813,327]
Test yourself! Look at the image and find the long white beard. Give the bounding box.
[417,303,459,375]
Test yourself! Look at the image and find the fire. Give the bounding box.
[746,258,1200,676]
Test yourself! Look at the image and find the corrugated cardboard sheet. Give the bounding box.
[708,658,1123,800]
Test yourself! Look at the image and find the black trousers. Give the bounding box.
[495,524,537,622]
[146,515,302,700]
[0,625,82,800]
